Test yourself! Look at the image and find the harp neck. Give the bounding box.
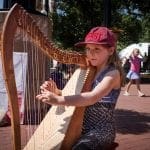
[1,3,94,150]
[2,3,87,67]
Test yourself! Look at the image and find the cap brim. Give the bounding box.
[75,41,109,47]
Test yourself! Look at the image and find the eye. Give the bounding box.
[95,48,101,53]
[85,48,91,54]
[85,48,90,52]
[85,47,101,54]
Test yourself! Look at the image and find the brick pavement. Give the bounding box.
[115,83,150,150]
[0,84,149,150]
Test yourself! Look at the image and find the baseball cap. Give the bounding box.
[75,27,116,47]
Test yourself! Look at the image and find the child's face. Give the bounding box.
[133,49,140,56]
[85,44,114,68]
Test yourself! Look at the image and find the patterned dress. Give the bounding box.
[72,65,121,150]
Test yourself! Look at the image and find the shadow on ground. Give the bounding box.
[115,109,150,134]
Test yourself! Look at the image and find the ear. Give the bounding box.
[109,47,115,55]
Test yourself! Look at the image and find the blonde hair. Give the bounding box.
[133,48,140,52]
[132,48,140,55]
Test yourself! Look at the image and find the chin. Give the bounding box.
[90,63,98,66]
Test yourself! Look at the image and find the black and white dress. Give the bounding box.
[72,65,121,150]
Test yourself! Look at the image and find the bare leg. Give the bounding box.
[135,79,145,96]
[123,80,133,95]
[126,80,133,92]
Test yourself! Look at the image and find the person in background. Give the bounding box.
[123,48,145,97]
[63,64,76,84]
[121,56,130,76]
[50,63,65,90]
[36,27,124,149]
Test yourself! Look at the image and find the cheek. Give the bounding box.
[86,53,91,59]
[99,52,109,58]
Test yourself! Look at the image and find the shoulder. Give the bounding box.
[105,69,120,77]
[104,69,120,89]
[139,57,143,61]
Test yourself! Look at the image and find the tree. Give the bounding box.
[51,0,150,51]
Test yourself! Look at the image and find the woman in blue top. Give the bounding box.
[36,27,124,149]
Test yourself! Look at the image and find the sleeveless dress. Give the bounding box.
[72,65,121,150]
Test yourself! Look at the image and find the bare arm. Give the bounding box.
[36,70,120,107]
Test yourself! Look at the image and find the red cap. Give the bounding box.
[75,27,116,47]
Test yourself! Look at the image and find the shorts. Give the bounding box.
[126,70,140,80]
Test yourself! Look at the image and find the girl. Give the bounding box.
[36,27,123,149]
[124,48,145,97]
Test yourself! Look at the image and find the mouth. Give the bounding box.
[91,59,97,61]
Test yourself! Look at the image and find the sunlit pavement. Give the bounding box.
[115,83,150,150]
[0,84,149,150]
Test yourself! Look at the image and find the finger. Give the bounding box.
[49,78,53,81]
[36,94,43,100]
[42,83,49,88]
[48,79,55,85]
[41,88,50,93]
[36,93,47,100]
[45,81,50,86]
[40,85,45,90]
[41,89,47,94]
[36,94,50,104]
[41,98,49,103]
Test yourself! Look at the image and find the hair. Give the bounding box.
[132,48,140,55]
[107,47,125,87]
[133,48,140,52]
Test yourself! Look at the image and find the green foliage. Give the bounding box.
[119,15,142,45]
[140,14,150,42]
[51,0,150,51]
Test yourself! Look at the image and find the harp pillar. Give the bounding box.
[0,10,53,124]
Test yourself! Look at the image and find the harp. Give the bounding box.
[1,3,96,150]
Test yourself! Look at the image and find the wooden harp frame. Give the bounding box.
[1,3,96,150]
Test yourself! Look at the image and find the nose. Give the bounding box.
[86,49,96,56]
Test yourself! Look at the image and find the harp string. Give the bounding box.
[31,23,48,147]
[17,13,49,147]
[1,4,96,150]
[11,20,76,150]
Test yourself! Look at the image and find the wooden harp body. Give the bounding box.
[1,3,96,150]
